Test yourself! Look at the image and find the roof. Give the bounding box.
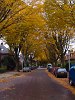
[0,43,9,54]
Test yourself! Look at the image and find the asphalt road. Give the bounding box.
[0,69,75,100]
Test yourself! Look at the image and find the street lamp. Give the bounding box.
[68,50,70,71]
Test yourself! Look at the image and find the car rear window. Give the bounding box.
[71,66,75,69]
[58,68,67,72]
[70,66,75,71]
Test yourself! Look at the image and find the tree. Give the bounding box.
[44,0,75,66]
[44,0,75,28]
[0,0,46,70]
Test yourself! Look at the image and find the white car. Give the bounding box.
[47,63,52,72]
[23,67,31,72]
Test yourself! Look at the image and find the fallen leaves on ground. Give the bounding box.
[0,72,24,83]
[0,79,9,83]
[0,87,15,91]
[46,70,75,95]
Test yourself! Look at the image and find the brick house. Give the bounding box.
[65,51,75,62]
[65,51,75,71]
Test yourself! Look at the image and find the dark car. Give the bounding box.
[31,66,37,70]
[55,68,67,78]
[51,67,60,75]
[69,66,75,86]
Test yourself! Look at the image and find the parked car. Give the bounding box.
[69,66,75,86]
[47,63,52,72]
[51,67,60,75]
[31,66,38,70]
[55,68,67,78]
[31,66,34,70]
[23,67,31,72]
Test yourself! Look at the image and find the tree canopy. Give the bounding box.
[44,0,75,66]
[0,0,75,68]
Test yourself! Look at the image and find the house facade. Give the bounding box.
[65,51,75,62]
[65,51,75,71]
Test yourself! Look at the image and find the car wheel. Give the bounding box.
[69,79,73,86]
[65,75,67,78]
[56,74,58,78]
[48,69,50,72]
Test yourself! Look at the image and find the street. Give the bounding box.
[0,69,75,100]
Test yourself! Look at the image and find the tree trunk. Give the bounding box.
[60,54,65,67]
[14,47,20,72]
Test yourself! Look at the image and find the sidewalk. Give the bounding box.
[0,71,21,79]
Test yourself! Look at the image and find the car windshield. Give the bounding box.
[48,65,51,67]
[58,68,67,72]
[48,64,52,67]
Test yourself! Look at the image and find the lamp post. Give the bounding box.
[68,50,70,71]
[0,48,1,67]
[68,43,72,71]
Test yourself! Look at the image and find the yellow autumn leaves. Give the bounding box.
[0,0,75,64]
